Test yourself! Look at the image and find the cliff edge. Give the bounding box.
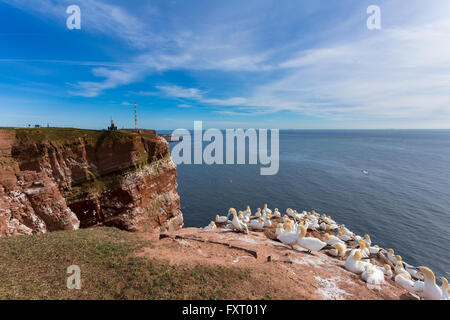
[0,128,183,237]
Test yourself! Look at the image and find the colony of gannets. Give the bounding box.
[204,204,449,300]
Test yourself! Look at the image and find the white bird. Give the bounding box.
[340,225,354,237]
[439,277,449,300]
[368,245,382,255]
[354,235,362,242]
[402,260,423,281]
[230,208,249,234]
[344,250,372,274]
[204,221,217,230]
[286,208,294,216]
[395,274,417,293]
[380,264,393,279]
[277,224,299,249]
[323,233,344,246]
[394,261,412,280]
[275,223,285,237]
[244,206,252,218]
[249,217,265,230]
[215,214,229,224]
[327,242,347,258]
[319,222,328,230]
[361,264,385,288]
[273,208,281,217]
[263,203,272,214]
[395,261,412,280]
[337,231,352,242]
[296,225,327,254]
[255,208,262,218]
[364,234,372,246]
[238,211,249,223]
[263,217,272,227]
[386,249,398,265]
[418,266,443,300]
[359,240,370,258]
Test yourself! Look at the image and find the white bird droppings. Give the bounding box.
[314,276,353,300]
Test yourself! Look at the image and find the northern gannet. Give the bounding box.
[255,208,262,218]
[249,217,265,230]
[381,264,393,278]
[394,273,417,293]
[238,211,250,223]
[337,231,352,242]
[245,206,252,218]
[394,261,412,280]
[263,217,272,227]
[204,221,217,230]
[277,224,299,249]
[387,249,398,265]
[323,233,344,246]
[440,277,449,300]
[364,234,372,246]
[231,209,249,234]
[327,242,347,258]
[418,266,443,300]
[273,208,281,217]
[368,244,381,255]
[296,225,327,254]
[215,214,229,224]
[263,203,272,214]
[401,260,423,280]
[344,250,372,274]
[359,240,370,258]
[275,223,285,237]
[319,222,328,230]
[361,264,385,288]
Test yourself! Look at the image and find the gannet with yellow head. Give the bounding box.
[328,242,347,258]
[277,223,299,249]
[418,267,442,300]
[364,234,372,246]
[249,217,265,230]
[439,277,449,300]
[323,233,345,246]
[263,203,272,214]
[361,263,385,288]
[296,225,327,254]
[245,205,251,218]
[255,208,262,218]
[230,208,248,234]
[216,214,229,224]
[273,208,281,217]
[344,250,372,274]
[394,261,412,280]
[337,231,352,242]
[275,223,285,237]
[204,221,217,230]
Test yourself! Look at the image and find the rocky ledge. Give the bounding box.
[0,128,183,237]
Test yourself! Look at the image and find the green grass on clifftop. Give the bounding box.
[0,227,255,300]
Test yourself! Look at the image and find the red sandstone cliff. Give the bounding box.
[0,128,183,237]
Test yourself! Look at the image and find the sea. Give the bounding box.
[164,130,450,278]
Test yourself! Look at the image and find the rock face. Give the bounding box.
[0,128,183,237]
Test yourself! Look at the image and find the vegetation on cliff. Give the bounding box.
[0,227,260,300]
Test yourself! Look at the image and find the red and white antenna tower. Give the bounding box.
[134,101,138,130]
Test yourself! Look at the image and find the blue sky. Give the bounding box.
[1,0,450,130]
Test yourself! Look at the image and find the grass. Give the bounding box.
[0,227,259,300]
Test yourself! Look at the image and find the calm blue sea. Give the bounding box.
[166,130,450,277]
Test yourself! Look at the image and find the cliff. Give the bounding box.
[0,128,183,237]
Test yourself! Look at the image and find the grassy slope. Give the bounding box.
[0,228,259,300]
